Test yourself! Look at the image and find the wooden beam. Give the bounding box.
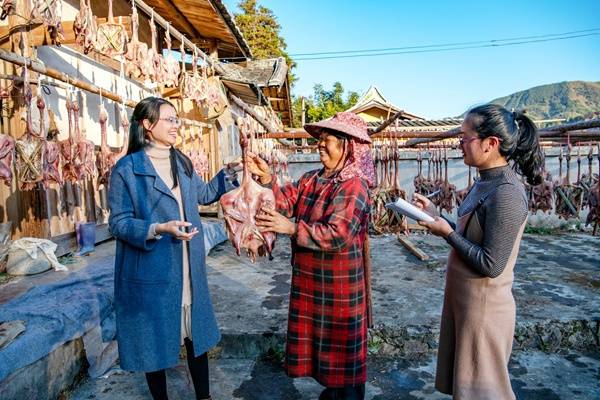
[0,18,132,49]
[397,234,429,261]
[0,48,137,108]
[368,110,405,135]
[228,93,278,133]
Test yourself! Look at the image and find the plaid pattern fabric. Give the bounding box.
[272,170,370,387]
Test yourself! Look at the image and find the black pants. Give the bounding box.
[144,338,210,400]
[319,384,365,400]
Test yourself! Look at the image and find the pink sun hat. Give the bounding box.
[304,112,372,143]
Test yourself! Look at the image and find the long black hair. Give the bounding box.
[127,96,193,188]
[465,104,544,185]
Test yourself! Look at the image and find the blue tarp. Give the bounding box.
[0,221,227,382]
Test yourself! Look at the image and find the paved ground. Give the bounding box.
[65,231,599,399]
[68,350,600,400]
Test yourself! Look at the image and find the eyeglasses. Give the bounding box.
[159,117,182,126]
[459,136,480,146]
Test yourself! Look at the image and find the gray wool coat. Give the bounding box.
[108,150,236,372]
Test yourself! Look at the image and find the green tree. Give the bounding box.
[234,0,296,85]
[292,82,360,127]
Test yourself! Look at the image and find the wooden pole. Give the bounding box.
[0,48,138,108]
[368,110,405,135]
[228,93,278,133]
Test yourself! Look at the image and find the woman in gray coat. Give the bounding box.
[108,97,238,400]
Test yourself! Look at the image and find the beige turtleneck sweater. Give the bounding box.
[145,142,192,344]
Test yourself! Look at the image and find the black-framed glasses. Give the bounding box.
[159,117,182,126]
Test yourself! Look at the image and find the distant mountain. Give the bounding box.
[490,81,600,121]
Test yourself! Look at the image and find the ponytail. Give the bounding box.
[511,111,543,185]
[465,104,544,185]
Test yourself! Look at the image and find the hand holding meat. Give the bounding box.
[156,220,198,241]
[256,207,296,235]
[246,152,271,184]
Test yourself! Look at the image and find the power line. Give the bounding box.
[288,27,600,57]
[218,27,600,62]
[293,32,599,61]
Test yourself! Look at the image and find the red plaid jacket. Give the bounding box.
[271,169,371,387]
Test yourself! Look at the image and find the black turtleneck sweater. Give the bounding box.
[446,165,528,278]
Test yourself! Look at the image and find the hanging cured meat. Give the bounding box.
[437,148,456,214]
[1,0,14,20]
[96,103,115,188]
[554,145,584,220]
[191,126,209,176]
[31,0,63,45]
[74,0,96,54]
[59,98,79,184]
[95,0,127,58]
[220,116,276,262]
[75,98,96,179]
[39,97,62,187]
[0,131,14,187]
[455,166,473,207]
[161,23,181,87]
[144,12,163,83]
[585,144,600,234]
[124,1,148,79]
[116,107,129,160]
[15,69,45,191]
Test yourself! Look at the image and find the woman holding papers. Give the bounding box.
[248,112,375,400]
[413,104,543,400]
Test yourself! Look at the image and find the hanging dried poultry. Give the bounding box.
[96,103,115,188]
[60,98,78,183]
[554,146,584,220]
[161,23,181,87]
[124,1,148,79]
[1,0,14,20]
[74,0,96,54]
[15,85,46,191]
[528,168,554,214]
[220,116,276,262]
[436,148,456,214]
[95,0,127,58]
[191,126,209,176]
[371,137,407,235]
[585,144,600,234]
[0,130,14,187]
[455,166,473,207]
[144,12,163,83]
[115,107,129,160]
[39,96,62,187]
[578,146,599,206]
[31,0,63,45]
[75,98,96,179]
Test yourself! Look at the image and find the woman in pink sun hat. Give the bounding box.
[249,112,375,400]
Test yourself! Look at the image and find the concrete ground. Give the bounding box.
[65,231,599,399]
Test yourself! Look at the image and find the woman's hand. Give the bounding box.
[255,207,296,235]
[246,152,271,184]
[412,192,439,217]
[156,220,199,241]
[418,216,454,238]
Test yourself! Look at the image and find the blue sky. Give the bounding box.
[223,1,600,119]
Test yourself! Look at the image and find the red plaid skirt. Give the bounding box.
[284,244,368,387]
